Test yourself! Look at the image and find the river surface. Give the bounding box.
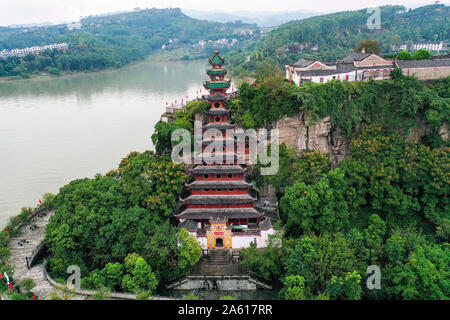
[0,59,211,227]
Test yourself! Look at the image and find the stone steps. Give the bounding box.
[209,250,229,265]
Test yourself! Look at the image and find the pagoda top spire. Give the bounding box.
[209,50,225,66]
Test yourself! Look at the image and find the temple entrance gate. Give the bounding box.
[207,219,232,249]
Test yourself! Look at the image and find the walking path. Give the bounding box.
[7,209,55,299]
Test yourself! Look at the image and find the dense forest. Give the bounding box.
[227,4,449,74]
[0,8,259,78]
[232,74,449,300]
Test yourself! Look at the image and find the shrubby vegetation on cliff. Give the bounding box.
[239,73,449,299]
[231,74,449,148]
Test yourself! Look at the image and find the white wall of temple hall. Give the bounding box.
[189,228,276,249]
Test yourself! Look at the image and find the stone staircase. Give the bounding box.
[209,250,229,265]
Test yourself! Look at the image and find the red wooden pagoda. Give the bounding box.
[176,51,274,249]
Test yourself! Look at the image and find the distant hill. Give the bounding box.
[0,8,260,78]
[183,9,321,27]
[228,4,449,71]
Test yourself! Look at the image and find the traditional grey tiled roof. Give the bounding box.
[186,180,252,189]
[204,123,235,130]
[194,152,244,164]
[176,207,261,219]
[179,219,199,232]
[341,52,371,63]
[292,58,316,67]
[180,194,256,205]
[189,165,246,174]
[202,138,235,145]
[260,218,273,230]
[206,93,227,102]
[395,58,450,69]
[354,65,394,70]
[205,109,230,116]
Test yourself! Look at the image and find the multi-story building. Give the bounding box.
[393,41,447,52]
[0,43,69,59]
[176,51,276,249]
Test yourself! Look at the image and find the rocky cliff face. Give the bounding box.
[276,113,350,168]
[276,113,449,168]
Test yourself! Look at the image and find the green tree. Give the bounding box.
[279,275,306,300]
[121,256,158,294]
[325,270,362,300]
[0,247,11,265]
[397,50,413,60]
[177,229,202,270]
[413,49,432,60]
[355,40,381,55]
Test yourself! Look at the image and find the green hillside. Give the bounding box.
[228,4,449,72]
[0,8,259,78]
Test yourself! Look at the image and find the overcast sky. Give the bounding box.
[0,0,446,26]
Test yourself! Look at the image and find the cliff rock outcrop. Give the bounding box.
[276,113,448,168]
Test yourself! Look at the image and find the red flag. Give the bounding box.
[258,76,261,81]
[39,199,42,204]
[9,283,13,290]
[6,227,9,233]
[33,293,36,300]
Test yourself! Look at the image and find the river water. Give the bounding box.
[0,59,210,227]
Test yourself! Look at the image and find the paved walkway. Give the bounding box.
[7,210,88,300]
[7,210,55,299]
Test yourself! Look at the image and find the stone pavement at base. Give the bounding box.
[6,210,87,300]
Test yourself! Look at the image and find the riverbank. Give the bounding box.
[0,47,208,83]
[0,64,131,83]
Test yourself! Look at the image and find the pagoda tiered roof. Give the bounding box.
[180,194,256,205]
[197,152,244,164]
[206,93,227,102]
[186,180,252,189]
[202,137,234,145]
[209,50,225,66]
[176,207,261,220]
[204,80,231,90]
[204,109,230,116]
[204,122,235,130]
[207,68,227,76]
[188,165,246,175]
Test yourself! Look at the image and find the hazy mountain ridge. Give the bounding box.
[183,9,322,27]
